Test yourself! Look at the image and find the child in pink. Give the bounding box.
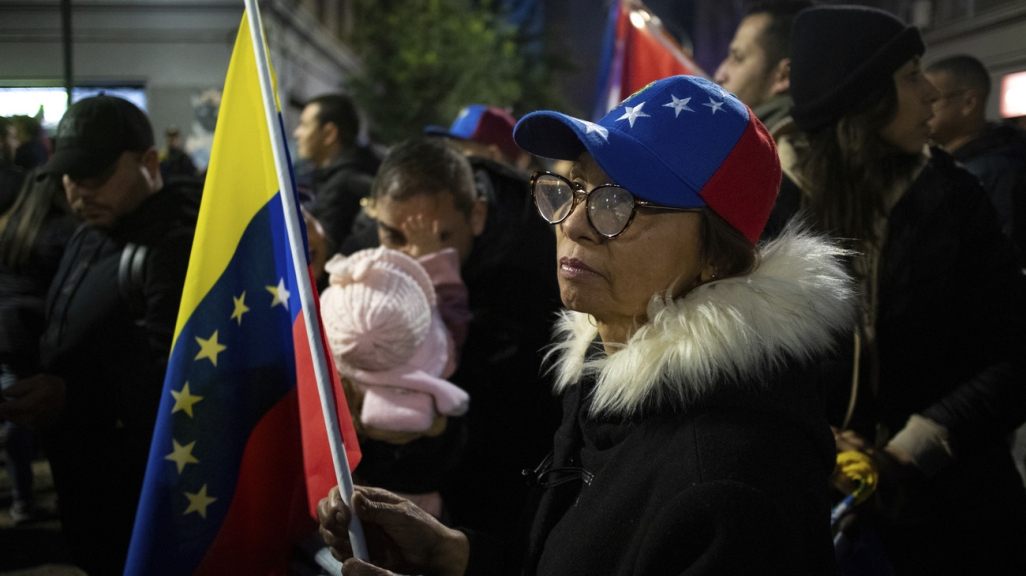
[320,245,470,518]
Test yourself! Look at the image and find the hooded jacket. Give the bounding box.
[952,121,1026,257]
[464,229,857,576]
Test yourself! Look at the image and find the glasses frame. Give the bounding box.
[530,171,701,238]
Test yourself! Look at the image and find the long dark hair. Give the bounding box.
[699,208,759,279]
[792,82,923,246]
[0,169,73,271]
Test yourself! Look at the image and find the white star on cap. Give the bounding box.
[580,120,609,143]
[617,103,650,128]
[702,98,725,115]
[664,95,694,117]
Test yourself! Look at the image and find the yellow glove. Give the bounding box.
[837,450,879,504]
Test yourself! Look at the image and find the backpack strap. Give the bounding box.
[118,242,149,325]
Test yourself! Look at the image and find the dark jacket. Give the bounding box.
[0,211,78,376]
[463,229,855,575]
[308,148,377,253]
[38,181,198,576]
[766,147,1026,575]
[951,121,1026,258]
[343,157,563,539]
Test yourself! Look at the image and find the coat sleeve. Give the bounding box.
[631,481,819,576]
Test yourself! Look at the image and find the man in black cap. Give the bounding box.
[0,96,199,576]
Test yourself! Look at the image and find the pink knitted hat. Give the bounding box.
[321,247,469,433]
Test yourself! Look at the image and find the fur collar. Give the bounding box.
[547,226,858,417]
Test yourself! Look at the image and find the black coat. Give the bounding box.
[952,121,1026,259]
[0,210,77,375]
[766,148,1026,575]
[307,148,377,253]
[38,182,198,576]
[519,368,837,576]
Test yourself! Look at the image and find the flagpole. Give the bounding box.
[243,0,369,561]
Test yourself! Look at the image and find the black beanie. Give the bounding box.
[790,5,925,132]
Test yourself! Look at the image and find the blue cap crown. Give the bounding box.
[514,76,749,209]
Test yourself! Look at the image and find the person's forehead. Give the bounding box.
[378,191,459,222]
[925,69,954,86]
[734,13,771,51]
[301,103,320,121]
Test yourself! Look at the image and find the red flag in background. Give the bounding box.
[594,0,708,119]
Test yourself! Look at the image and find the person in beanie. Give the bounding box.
[317,75,859,575]
[771,6,1026,574]
[0,96,199,575]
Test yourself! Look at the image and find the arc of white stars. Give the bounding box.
[231,292,250,325]
[170,382,203,418]
[165,439,200,474]
[703,98,725,115]
[581,120,609,142]
[617,102,650,128]
[266,278,290,310]
[184,484,217,519]
[194,330,226,367]
[664,95,694,117]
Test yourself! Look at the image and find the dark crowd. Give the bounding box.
[2,3,1026,576]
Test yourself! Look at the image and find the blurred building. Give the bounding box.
[0,0,360,167]
[913,0,1026,119]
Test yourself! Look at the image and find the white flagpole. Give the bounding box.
[243,0,369,561]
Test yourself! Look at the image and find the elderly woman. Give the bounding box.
[318,75,857,575]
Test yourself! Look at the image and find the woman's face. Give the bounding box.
[555,153,713,328]
[880,57,940,154]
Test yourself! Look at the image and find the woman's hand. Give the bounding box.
[318,485,469,576]
[399,215,443,259]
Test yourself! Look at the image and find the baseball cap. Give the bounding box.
[44,96,154,180]
[426,105,521,161]
[513,76,781,244]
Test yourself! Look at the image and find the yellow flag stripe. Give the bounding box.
[173,12,280,344]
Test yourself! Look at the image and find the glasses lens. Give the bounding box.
[587,186,635,236]
[534,175,575,223]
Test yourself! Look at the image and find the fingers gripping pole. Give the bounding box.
[243,0,368,560]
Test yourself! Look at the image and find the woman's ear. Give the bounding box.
[698,262,719,284]
[470,197,488,237]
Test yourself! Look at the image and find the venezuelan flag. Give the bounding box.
[124,11,360,575]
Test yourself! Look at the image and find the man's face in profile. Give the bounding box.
[714,13,779,109]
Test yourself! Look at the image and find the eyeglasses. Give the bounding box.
[530,171,700,238]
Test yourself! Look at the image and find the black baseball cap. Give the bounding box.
[44,96,154,180]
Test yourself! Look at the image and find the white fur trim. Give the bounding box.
[547,225,858,417]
